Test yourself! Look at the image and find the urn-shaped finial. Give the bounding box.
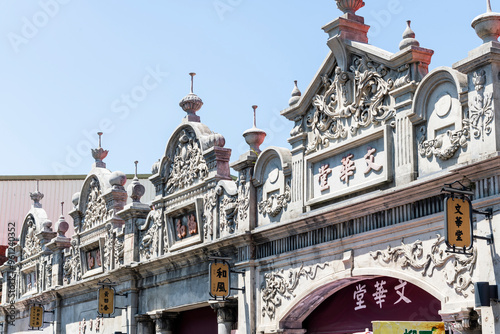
[472,0,500,43]
[336,0,365,15]
[243,105,266,154]
[91,132,109,168]
[30,180,44,208]
[179,72,203,122]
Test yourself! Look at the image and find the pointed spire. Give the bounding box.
[179,72,203,122]
[288,80,302,106]
[243,105,266,154]
[399,20,420,50]
[91,132,109,168]
[30,180,44,208]
[472,0,500,43]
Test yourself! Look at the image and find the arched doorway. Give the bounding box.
[302,276,442,333]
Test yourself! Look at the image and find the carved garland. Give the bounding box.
[371,235,476,297]
[63,240,82,284]
[261,263,329,319]
[417,120,470,160]
[305,55,404,154]
[165,129,209,194]
[258,183,291,217]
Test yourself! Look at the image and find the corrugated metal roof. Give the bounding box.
[0,175,156,245]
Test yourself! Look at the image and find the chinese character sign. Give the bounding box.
[209,262,230,298]
[29,305,44,328]
[445,197,472,249]
[98,286,115,315]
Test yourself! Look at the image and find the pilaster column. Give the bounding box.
[209,300,237,334]
[135,314,154,334]
[149,312,178,334]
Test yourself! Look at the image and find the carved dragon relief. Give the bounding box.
[469,70,493,140]
[371,235,477,297]
[304,55,406,154]
[165,129,209,195]
[138,209,162,260]
[82,178,108,231]
[261,263,329,319]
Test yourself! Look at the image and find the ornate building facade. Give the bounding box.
[2,1,500,333]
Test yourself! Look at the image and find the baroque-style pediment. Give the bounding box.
[303,54,411,155]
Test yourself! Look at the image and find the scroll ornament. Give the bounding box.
[258,183,291,217]
[371,235,476,297]
[165,130,209,194]
[82,178,108,231]
[305,56,405,154]
[261,263,329,319]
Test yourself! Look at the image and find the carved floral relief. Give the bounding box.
[261,263,329,319]
[82,178,108,231]
[305,55,405,154]
[165,129,209,194]
[469,70,493,140]
[371,235,476,297]
[138,209,162,260]
[23,215,41,259]
[258,182,291,217]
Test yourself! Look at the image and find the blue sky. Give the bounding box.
[0,0,486,176]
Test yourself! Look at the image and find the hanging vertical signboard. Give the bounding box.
[445,196,473,250]
[209,261,230,299]
[29,305,44,329]
[97,285,115,316]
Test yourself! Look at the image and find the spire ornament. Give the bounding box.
[56,202,69,237]
[243,105,266,154]
[288,80,302,106]
[336,0,365,15]
[127,161,145,203]
[179,72,203,122]
[91,132,109,168]
[30,180,44,208]
[399,20,420,50]
[472,0,500,43]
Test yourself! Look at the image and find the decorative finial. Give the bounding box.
[336,0,365,15]
[91,132,109,168]
[472,1,500,43]
[128,161,145,203]
[252,105,258,128]
[243,105,266,154]
[189,72,195,94]
[399,20,420,50]
[30,180,44,208]
[179,72,203,122]
[288,80,302,106]
[56,201,69,238]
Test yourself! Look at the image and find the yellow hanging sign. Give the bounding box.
[209,262,230,298]
[372,321,445,334]
[29,305,44,328]
[98,286,115,315]
[445,196,473,249]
